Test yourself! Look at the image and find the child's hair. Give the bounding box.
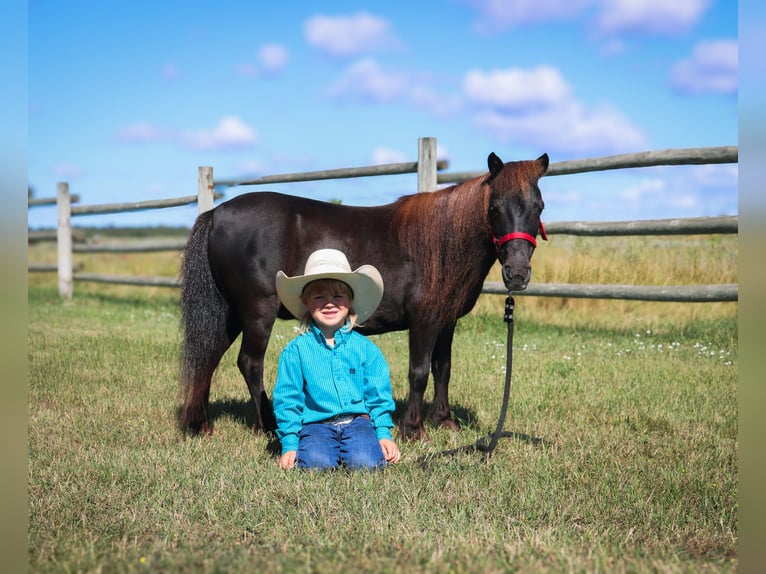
[299,278,359,333]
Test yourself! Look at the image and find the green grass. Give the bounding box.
[27,234,738,571]
[28,272,737,572]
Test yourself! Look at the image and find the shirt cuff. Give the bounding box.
[280,434,299,454]
[375,426,393,441]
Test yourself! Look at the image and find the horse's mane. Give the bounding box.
[391,174,493,317]
[393,175,491,256]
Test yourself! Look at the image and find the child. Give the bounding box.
[273,248,401,470]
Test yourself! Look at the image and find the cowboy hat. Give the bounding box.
[275,249,384,323]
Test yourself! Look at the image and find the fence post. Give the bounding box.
[198,166,214,213]
[417,137,437,193]
[56,182,73,299]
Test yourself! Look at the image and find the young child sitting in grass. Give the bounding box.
[273,248,401,470]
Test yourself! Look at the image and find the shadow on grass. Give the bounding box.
[206,398,282,456]
[392,398,481,432]
[204,395,482,447]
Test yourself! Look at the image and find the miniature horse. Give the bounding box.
[179,152,548,440]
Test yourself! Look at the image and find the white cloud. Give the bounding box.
[463,65,646,155]
[473,102,646,155]
[235,44,289,78]
[115,118,260,151]
[371,144,450,165]
[258,43,289,74]
[408,85,462,118]
[327,59,462,119]
[179,116,258,151]
[670,40,738,95]
[326,59,649,157]
[464,0,711,42]
[233,159,267,176]
[615,165,738,218]
[467,0,594,33]
[690,163,738,188]
[328,58,408,102]
[463,66,572,110]
[541,187,583,208]
[114,122,167,143]
[620,176,666,203]
[371,147,409,165]
[621,176,702,211]
[594,0,710,37]
[305,12,402,58]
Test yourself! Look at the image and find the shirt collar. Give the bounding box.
[309,320,351,346]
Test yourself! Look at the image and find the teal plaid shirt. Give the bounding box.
[273,322,395,454]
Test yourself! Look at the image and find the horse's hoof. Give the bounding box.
[183,422,213,437]
[439,419,460,432]
[400,424,430,442]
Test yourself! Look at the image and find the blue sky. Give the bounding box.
[27,0,738,229]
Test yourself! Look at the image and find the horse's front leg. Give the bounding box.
[430,323,459,431]
[400,326,437,441]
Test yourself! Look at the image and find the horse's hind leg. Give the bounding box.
[237,305,279,433]
[430,324,459,431]
[179,321,237,435]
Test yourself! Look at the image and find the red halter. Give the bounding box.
[493,221,548,249]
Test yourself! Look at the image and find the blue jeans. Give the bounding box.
[296,415,386,471]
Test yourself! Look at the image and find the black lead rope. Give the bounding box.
[418,294,547,468]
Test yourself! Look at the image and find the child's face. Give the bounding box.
[306,288,351,336]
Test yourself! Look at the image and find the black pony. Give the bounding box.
[179,152,548,440]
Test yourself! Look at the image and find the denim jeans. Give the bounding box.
[296,415,386,470]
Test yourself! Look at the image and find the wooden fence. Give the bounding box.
[28,137,738,302]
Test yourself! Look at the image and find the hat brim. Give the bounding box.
[276,265,383,323]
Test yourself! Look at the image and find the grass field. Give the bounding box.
[27,233,738,572]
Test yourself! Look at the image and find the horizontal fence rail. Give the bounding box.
[72,273,180,287]
[28,228,86,243]
[544,215,738,236]
[28,262,84,273]
[217,159,449,187]
[28,194,80,207]
[73,239,188,253]
[70,193,223,216]
[27,141,738,302]
[485,282,738,302]
[438,146,737,183]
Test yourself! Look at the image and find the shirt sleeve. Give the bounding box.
[272,343,305,454]
[361,339,395,441]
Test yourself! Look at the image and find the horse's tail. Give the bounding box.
[178,209,228,434]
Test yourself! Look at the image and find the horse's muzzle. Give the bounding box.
[502,266,531,292]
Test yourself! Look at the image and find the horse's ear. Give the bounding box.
[487,152,504,178]
[537,153,549,173]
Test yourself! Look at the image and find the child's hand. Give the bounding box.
[379,439,401,464]
[279,450,297,470]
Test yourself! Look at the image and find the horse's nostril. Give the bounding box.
[502,265,531,290]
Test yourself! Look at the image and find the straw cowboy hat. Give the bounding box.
[275,248,384,323]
